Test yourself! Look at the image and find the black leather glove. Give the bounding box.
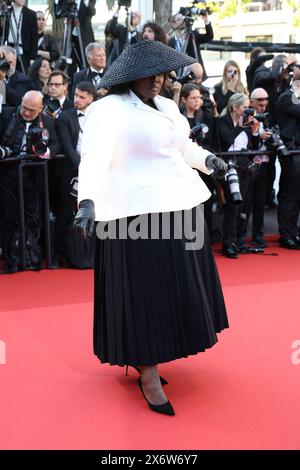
[73,199,95,239]
[205,154,228,177]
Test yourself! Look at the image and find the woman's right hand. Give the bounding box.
[73,199,95,239]
[227,75,238,92]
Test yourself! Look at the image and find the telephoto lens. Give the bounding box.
[224,160,243,204]
[0,145,12,159]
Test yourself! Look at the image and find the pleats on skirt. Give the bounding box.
[93,206,229,366]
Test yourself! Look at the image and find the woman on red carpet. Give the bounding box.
[74,40,229,416]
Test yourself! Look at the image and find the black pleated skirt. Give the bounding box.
[93,206,228,366]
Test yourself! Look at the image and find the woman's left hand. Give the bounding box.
[205,155,228,176]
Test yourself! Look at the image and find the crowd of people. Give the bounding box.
[0,0,300,274]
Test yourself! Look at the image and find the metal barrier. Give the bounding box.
[0,154,66,271]
[17,160,51,270]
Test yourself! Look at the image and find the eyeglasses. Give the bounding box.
[254,97,269,102]
[48,83,64,87]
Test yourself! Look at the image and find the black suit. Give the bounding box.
[168,23,213,80]
[0,108,61,272]
[53,108,82,259]
[37,33,60,63]
[0,6,38,72]
[71,67,105,99]
[276,89,300,240]
[65,0,96,77]
[77,0,96,49]
[5,70,31,107]
[105,16,141,65]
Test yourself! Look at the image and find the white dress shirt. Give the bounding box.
[78,90,213,221]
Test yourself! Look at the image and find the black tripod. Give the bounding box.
[178,19,199,78]
[56,2,86,74]
[0,2,26,74]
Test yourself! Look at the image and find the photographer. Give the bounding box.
[0,90,61,273]
[168,9,213,81]
[245,47,274,94]
[105,2,141,65]
[0,0,38,72]
[36,11,60,66]
[213,60,246,115]
[0,46,30,106]
[54,0,96,77]
[252,54,294,210]
[217,93,260,258]
[275,75,300,249]
[236,88,272,249]
[163,71,182,106]
[180,83,219,237]
[43,70,73,118]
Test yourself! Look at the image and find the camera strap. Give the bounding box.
[2,113,19,146]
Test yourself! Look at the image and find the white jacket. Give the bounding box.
[78,90,213,221]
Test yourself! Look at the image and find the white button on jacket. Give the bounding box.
[78,90,213,222]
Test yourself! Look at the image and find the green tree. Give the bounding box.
[284,0,300,26]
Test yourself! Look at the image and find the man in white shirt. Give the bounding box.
[71,43,106,99]
[43,70,74,118]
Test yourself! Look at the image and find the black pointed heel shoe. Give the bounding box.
[125,365,168,385]
[138,378,175,416]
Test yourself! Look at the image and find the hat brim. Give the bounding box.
[100,40,197,88]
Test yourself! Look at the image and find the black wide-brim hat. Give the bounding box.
[100,40,197,88]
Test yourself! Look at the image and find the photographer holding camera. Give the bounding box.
[275,75,300,249]
[0,45,31,106]
[0,90,61,273]
[168,7,213,81]
[0,0,38,72]
[235,88,272,249]
[180,83,219,238]
[217,93,260,258]
[105,1,141,66]
[213,60,246,115]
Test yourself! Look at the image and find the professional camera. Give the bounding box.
[54,0,78,19]
[0,145,13,159]
[0,58,10,74]
[26,127,49,156]
[242,107,255,126]
[199,85,214,114]
[223,159,242,204]
[43,99,61,118]
[179,1,211,19]
[190,123,209,145]
[265,126,289,158]
[255,112,270,128]
[171,70,196,86]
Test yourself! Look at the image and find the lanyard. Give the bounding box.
[11,8,23,45]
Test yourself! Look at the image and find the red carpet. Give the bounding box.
[1,239,300,450]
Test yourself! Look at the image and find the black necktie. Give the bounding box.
[77,112,84,118]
